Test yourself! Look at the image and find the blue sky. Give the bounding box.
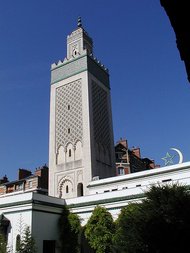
[0,1,190,180]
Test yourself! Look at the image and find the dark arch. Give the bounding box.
[0,214,10,241]
[16,234,21,251]
[66,185,69,194]
[77,183,84,197]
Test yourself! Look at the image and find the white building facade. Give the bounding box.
[0,192,64,253]
[67,161,190,224]
[1,162,190,252]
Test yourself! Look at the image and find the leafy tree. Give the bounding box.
[142,184,190,253]
[80,225,94,253]
[114,184,190,253]
[18,226,37,253]
[85,205,115,253]
[58,205,81,253]
[0,233,7,253]
[113,203,146,253]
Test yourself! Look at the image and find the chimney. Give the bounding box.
[18,169,32,180]
[117,138,128,148]
[131,147,141,158]
[0,175,9,184]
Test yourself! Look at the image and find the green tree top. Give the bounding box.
[17,226,37,253]
[114,184,190,253]
[85,205,115,253]
[113,203,146,253]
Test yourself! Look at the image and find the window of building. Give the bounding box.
[162,179,172,183]
[29,181,32,188]
[69,149,71,157]
[118,167,125,175]
[15,184,23,191]
[68,128,70,134]
[77,183,84,197]
[16,235,21,252]
[68,105,70,110]
[66,185,69,193]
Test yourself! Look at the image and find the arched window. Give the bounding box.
[66,185,69,194]
[77,183,84,197]
[69,149,71,157]
[16,234,21,251]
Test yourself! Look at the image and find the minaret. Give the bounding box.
[49,18,115,198]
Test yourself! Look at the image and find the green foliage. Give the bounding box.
[58,205,81,253]
[142,184,190,253]
[85,205,115,253]
[114,184,190,253]
[68,212,81,235]
[0,233,7,253]
[113,203,146,253]
[17,226,37,253]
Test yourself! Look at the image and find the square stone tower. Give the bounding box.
[49,18,115,199]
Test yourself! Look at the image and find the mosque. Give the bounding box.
[1,19,190,253]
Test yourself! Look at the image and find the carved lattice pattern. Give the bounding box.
[92,81,111,149]
[56,79,83,152]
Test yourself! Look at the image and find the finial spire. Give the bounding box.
[77,17,82,28]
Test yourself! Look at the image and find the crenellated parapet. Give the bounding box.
[51,52,110,88]
[89,53,109,73]
[51,52,108,74]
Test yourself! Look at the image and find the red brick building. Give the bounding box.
[0,165,48,196]
[115,138,159,176]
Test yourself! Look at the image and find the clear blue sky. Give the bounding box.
[0,1,190,180]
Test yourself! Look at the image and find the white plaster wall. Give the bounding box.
[32,211,61,253]
[75,141,82,160]
[88,72,116,179]
[0,193,33,253]
[0,192,65,253]
[49,69,93,198]
[88,162,190,194]
[49,60,116,199]
[6,211,32,253]
[57,146,65,164]
[66,162,190,225]
[1,164,190,252]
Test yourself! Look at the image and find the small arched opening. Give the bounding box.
[0,214,10,241]
[77,183,84,197]
[16,234,21,251]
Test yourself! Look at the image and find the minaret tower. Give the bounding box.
[49,18,115,198]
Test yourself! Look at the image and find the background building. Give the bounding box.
[115,138,159,175]
[0,165,48,196]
